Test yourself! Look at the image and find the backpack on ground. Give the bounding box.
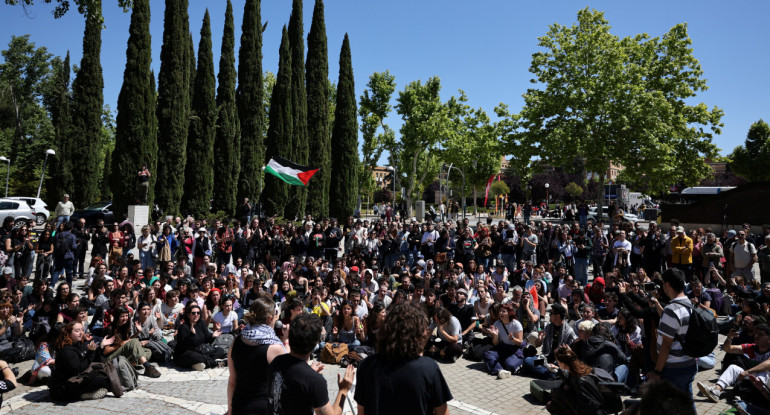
[212,333,235,354]
[3,336,35,363]
[320,342,348,364]
[111,355,138,391]
[680,301,719,358]
[145,339,173,363]
[464,337,494,362]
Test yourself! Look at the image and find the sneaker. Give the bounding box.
[191,363,206,371]
[215,358,227,368]
[143,365,161,378]
[450,353,459,363]
[697,381,721,403]
[497,369,511,379]
[80,388,108,400]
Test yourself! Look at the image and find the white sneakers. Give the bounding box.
[697,381,721,403]
[191,363,206,371]
[497,369,511,379]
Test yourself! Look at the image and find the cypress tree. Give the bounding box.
[285,0,308,220]
[187,31,195,109]
[156,0,191,216]
[329,34,358,220]
[236,0,264,209]
[212,0,240,216]
[45,51,73,207]
[111,0,157,216]
[261,26,292,218]
[305,0,330,218]
[69,1,104,208]
[180,10,216,218]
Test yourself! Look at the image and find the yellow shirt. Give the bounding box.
[672,235,693,265]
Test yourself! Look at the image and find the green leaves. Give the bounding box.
[517,7,722,198]
[730,119,770,182]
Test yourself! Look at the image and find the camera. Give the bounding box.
[643,282,656,293]
[534,356,546,367]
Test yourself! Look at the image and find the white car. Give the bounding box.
[0,198,37,227]
[587,206,639,222]
[7,196,50,225]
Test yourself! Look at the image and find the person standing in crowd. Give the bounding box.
[72,218,90,280]
[356,301,453,414]
[137,165,151,204]
[267,313,355,415]
[730,229,758,282]
[51,222,77,287]
[647,268,697,401]
[55,194,75,226]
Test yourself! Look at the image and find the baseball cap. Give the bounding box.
[350,266,359,273]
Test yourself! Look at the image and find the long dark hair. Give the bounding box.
[109,307,132,343]
[617,308,639,334]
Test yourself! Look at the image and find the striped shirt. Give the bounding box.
[657,296,697,368]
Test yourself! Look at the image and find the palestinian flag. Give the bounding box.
[264,157,319,186]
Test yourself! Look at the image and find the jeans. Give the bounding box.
[579,214,587,229]
[592,254,606,277]
[501,253,516,274]
[139,249,155,271]
[523,356,555,379]
[56,215,71,226]
[661,363,697,401]
[573,257,590,286]
[614,364,629,383]
[484,343,523,375]
[35,252,53,281]
[52,258,74,287]
[735,400,770,415]
[696,352,716,371]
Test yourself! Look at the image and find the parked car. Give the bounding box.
[0,198,37,228]
[7,196,49,225]
[71,201,114,226]
[587,206,639,223]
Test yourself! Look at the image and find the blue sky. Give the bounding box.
[2,0,769,158]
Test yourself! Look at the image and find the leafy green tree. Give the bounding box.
[44,51,73,205]
[490,180,510,198]
[156,0,191,216]
[212,0,240,216]
[390,77,450,216]
[305,0,330,218]
[514,8,722,216]
[236,0,265,209]
[565,181,583,201]
[443,92,501,214]
[730,119,770,182]
[180,10,216,218]
[69,0,104,207]
[285,0,308,220]
[358,71,396,201]
[329,34,358,220]
[5,0,131,19]
[261,26,292,217]
[111,0,157,216]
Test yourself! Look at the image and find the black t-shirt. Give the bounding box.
[355,355,452,415]
[451,303,475,331]
[268,354,329,415]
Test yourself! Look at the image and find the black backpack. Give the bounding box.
[55,233,70,253]
[680,301,718,358]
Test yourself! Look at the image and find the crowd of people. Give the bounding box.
[0,193,769,414]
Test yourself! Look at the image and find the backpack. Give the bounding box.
[320,342,349,364]
[4,336,36,363]
[55,233,70,253]
[111,355,138,391]
[680,301,719,358]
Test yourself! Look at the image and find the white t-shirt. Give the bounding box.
[213,311,239,333]
[494,319,523,346]
[612,240,632,265]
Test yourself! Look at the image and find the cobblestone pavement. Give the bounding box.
[1,348,734,415]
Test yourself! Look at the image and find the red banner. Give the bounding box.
[483,175,495,207]
[529,285,539,311]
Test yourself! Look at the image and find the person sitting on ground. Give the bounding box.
[427,306,463,363]
[174,303,224,371]
[330,300,363,347]
[545,345,609,415]
[0,357,17,405]
[267,313,355,415]
[355,301,453,415]
[102,307,160,378]
[48,322,121,401]
[524,303,577,379]
[482,302,524,379]
[697,323,770,403]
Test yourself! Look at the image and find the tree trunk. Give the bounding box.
[597,172,606,220]
[473,185,477,216]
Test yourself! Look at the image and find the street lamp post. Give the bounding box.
[387,166,396,211]
[445,165,466,220]
[36,149,55,199]
[545,183,550,213]
[0,157,9,197]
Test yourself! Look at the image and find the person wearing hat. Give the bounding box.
[671,226,694,280]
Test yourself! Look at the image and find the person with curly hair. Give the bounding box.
[355,301,453,415]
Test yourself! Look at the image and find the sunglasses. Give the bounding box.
[190,311,201,315]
